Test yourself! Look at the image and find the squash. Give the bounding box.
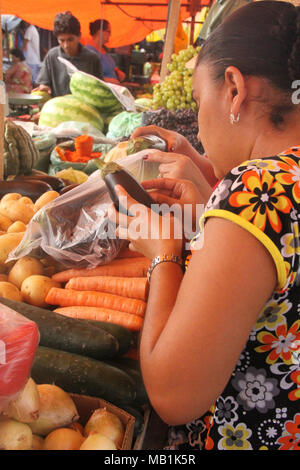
[4,120,40,178]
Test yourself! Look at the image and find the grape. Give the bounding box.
[141,108,204,154]
[152,46,200,112]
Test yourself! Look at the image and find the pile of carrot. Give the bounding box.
[47,247,151,333]
[56,135,102,163]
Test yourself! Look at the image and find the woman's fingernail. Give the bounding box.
[170,146,175,152]
[142,155,148,160]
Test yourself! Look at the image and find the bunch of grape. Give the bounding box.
[152,45,201,112]
[142,108,204,154]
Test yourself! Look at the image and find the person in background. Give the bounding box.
[19,21,41,84]
[34,11,103,97]
[85,19,126,84]
[111,1,300,451]
[4,48,32,94]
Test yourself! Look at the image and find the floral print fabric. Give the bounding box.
[166,148,300,451]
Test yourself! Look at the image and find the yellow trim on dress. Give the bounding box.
[199,209,287,290]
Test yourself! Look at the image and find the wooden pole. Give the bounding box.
[160,0,181,82]
[0,13,4,181]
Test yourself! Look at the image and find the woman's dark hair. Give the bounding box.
[10,48,25,61]
[53,11,81,37]
[197,1,300,126]
[89,19,110,36]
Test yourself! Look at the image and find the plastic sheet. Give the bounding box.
[8,152,160,269]
[0,302,40,413]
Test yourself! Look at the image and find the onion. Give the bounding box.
[0,418,32,450]
[31,434,44,450]
[84,408,124,448]
[5,378,40,423]
[28,384,79,436]
[42,428,84,450]
[80,433,117,450]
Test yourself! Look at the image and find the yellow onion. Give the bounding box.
[5,378,40,423]
[80,433,117,450]
[31,434,44,450]
[28,384,79,436]
[84,408,124,448]
[42,428,84,450]
[0,418,32,450]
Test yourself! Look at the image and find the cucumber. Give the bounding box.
[120,405,145,439]
[106,357,149,406]
[32,346,136,407]
[85,319,135,355]
[0,298,119,360]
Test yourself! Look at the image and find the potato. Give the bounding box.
[8,256,45,289]
[0,281,22,301]
[1,193,22,203]
[21,275,61,307]
[0,274,8,282]
[0,232,24,265]
[34,191,60,212]
[7,221,27,233]
[0,199,35,224]
[0,214,13,231]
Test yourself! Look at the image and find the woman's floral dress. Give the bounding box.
[166,147,300,451]
[5,62,32,94]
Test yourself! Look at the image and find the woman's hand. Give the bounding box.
[142,177,205,236]
[131,125,190,154]
[108,185,184,260]
[142,149,213,203]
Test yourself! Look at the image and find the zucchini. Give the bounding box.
[95,160,154,215]
[13,172,66,192]
[0,298,119,360]
[32,346,136,406]
[85,319,135,355]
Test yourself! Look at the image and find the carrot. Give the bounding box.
[52,257,151,283]
[56,146,67,161]
[46,287,147,317]
[117,246,143,259]
[66,276,149,301]
[54,306,143,332]
[74,135,93,158]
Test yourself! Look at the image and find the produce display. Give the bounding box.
[0,380,130,450]
[0,39,207,450]
[152,45,200,111]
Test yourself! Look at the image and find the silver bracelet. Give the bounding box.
[147,254,184,283]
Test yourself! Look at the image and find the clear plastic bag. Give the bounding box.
[0,302,40,413]
[8,152,160,269]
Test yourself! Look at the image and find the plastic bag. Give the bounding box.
[106,111,143,140]
[0,302,40,413]
[49,140,107,175]
[8,152,160,269]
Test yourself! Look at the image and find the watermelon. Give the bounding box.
[38,95,105,132]
[70,71,123,113]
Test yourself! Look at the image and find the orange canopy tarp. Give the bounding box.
[0,0,212,47]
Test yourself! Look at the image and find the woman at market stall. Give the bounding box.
[85,19,126,85]
[4,48,32,94]
[109,1,300,451]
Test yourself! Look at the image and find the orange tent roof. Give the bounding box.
[1,1,212,47]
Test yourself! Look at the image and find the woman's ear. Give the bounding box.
[224,66,247,117]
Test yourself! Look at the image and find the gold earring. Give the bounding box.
[230,113,240,124]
